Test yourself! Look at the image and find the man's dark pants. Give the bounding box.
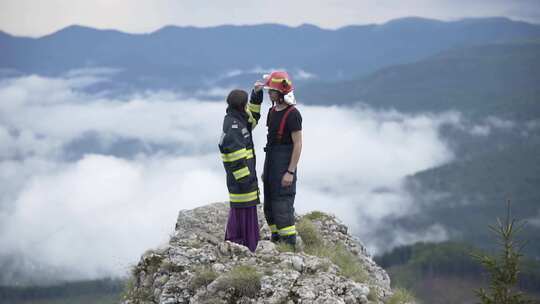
[263,144,297,245]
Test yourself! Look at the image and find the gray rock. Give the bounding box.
[255,240,278,255]
[350,282,370,298]
[290,255,304,272]
[122,202,398,304]
[211,263,225,273]
[360,294,369,304]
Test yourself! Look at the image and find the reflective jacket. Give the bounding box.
[219,90,263,208]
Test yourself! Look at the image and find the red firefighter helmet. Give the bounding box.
[263,71,294,94]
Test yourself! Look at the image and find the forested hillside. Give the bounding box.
[300,41,540,119]
[402,141,540,257]
[375,242,540,304]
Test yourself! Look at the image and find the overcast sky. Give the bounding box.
[1,0,540,37]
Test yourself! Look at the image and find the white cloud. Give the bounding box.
[485,116,515,130]
[470,125,491,136]
[295,69,317,80]
[0,75,225,159]
[527,210,540,228]
[465,116,518,137]
[0,72,458,281]
[1,154,225,280]
[195,86,235,99]
[388,224,449,248]
[196,67,317,99]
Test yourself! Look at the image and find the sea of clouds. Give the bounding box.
[0,69,473,283]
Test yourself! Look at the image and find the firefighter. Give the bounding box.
[262,71,303,248]
[218,86,264,252]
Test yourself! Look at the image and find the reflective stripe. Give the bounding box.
[222,148,253,162]
[248,102,261,113]
[271,78,292,84]
[247,110,258,129]
[233,166,250,180]
[269,224,278,233]
[248,116,258,128]
[278,225,297,236]
[221,148,247,162]
[229,190,259,203]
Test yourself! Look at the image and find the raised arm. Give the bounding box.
[246,84,264,130]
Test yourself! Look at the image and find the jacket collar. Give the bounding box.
[226,106,248,122]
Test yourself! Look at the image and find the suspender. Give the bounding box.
[267,105,296,144]
[278,106,296,143]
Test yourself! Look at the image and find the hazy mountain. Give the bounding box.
[2,16,540,295]
[299,40,540,119]
[2,17,540,92]
[402,140,540,257]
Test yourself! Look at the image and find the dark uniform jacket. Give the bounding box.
[218,90,263,208]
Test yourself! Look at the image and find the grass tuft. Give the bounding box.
[276,241,295,253]
[332,244,369,282]
[367,286,379,301]
[297,218,368,283]
[216,265,261,298]
[296,218,323,248]
[387,288,417,304]
[121,277,154,303]
[303,211,331,222]
[189,266,218,291]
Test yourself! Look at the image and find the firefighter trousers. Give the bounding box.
[262,144,297,245]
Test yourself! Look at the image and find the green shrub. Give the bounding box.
[331,244,369,283]
[304,242,332,258]
[297,218,368,283]
[139,251,164,276]
[387,288,417,304]
[189,266,218,291]
[276,241,295,253]
[160,259,184,273]
[121,277,135,298]
[472,200,533,304]
[367,286,379,301]
[217,265,261,298]
[303,211,331,222]
[297,218,323,248]
[124,266,155,303]
[121,277,154,303]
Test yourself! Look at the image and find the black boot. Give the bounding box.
[282,234,297,250]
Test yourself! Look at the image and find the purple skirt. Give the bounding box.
[225,206,259,252]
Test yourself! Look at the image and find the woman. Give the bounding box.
[218,84,263,252]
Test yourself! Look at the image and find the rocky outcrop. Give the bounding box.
[122,202,399,304]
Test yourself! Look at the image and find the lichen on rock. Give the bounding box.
[122,202,404,304]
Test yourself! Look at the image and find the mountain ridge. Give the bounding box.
[298,40,540,119]
[2,16,536,39]
[2,16,540,93]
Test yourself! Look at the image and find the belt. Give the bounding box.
[264,144,293,153]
